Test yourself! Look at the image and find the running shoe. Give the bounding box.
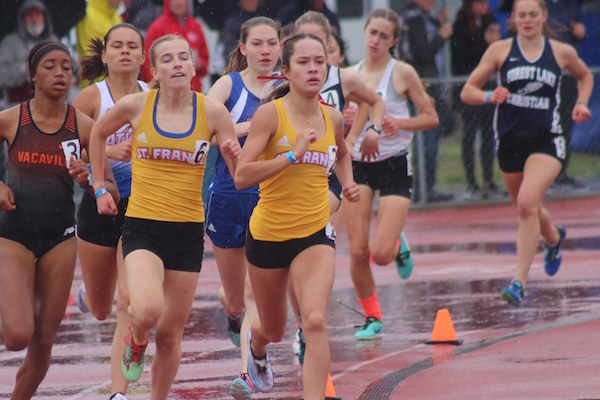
[121,327,148,383]
[297,328,306,366]
[246,331,273,393]
[354,316,383,340]
[109,393,128,400]
[230,372,253,400]
[544,225,566,276]
[500,280,524,306]
[395,233,414,280]
[77,284,89,314]
[226,312,243,347]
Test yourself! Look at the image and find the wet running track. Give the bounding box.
[1,195,600,399]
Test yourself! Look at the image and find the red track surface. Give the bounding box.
[2,195,600,399]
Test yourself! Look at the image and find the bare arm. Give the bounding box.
[346,102,380,162]
[206,74,232,105]
[90,92,146,214]
[72,85,100,163]
[75,110,120,208]
[205,97,240,175]
[234,102,285,189]
[0,107,18,211]
[553,40,593,123]
[340,67,385,127]
[234,101,319,189]
[345,102,370,155]
[392,63,439,132]
[206,74,251,144]
[73,83,132,161]
[461,40,511,105]
[329,108,359,203]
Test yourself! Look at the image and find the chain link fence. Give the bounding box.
[0,70,598,204]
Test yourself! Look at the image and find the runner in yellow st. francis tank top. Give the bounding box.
[127,89,211,223]
[249,98,337,242]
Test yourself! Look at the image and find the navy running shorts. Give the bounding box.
[122,217,204,272]
[245,222,336,269]
[205,188,258,249]
[497,130,566,173]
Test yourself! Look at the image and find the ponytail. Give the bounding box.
[79,37,107,83]
[262,81,290,103]
[79,23,145,85]
[223,46,247,74]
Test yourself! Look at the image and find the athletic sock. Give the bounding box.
[358,292,382,321]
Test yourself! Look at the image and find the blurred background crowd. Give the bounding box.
[0,0,599,203]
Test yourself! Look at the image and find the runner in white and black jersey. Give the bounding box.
[461,0,592,307]
[70,23,147,400]
[342,8,438,340]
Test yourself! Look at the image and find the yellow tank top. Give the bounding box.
[126,89,210,222]
[249,98,337,241]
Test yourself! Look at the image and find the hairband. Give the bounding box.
[257,74,285,81]
[29,42,71,78]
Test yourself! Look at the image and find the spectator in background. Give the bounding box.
[279,0,340,34]
[451,0,502,200]
[546,0,587,190]
[142,0,209,92]
[209,0,262,85]
[76,0,123,88]
[0,0,57,106]
[399,0,454,203]
[0,0,57,184]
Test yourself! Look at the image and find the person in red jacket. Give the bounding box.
[142,0,209,92]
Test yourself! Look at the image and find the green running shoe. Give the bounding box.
[121,327,148,382]
[354,316,383,340]
[395,232,414,280]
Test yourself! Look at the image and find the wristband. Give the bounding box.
[94,187,108,199]
[286,150,297,164]
[485,91,492,104]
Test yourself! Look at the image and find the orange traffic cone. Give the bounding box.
[325,372,341,400]
[301,373,341,400]
[425,309,462,345]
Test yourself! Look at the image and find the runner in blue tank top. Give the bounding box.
[461,0,592,306]
[205,17,281,400]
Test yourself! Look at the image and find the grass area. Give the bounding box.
[436,134,600,187]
